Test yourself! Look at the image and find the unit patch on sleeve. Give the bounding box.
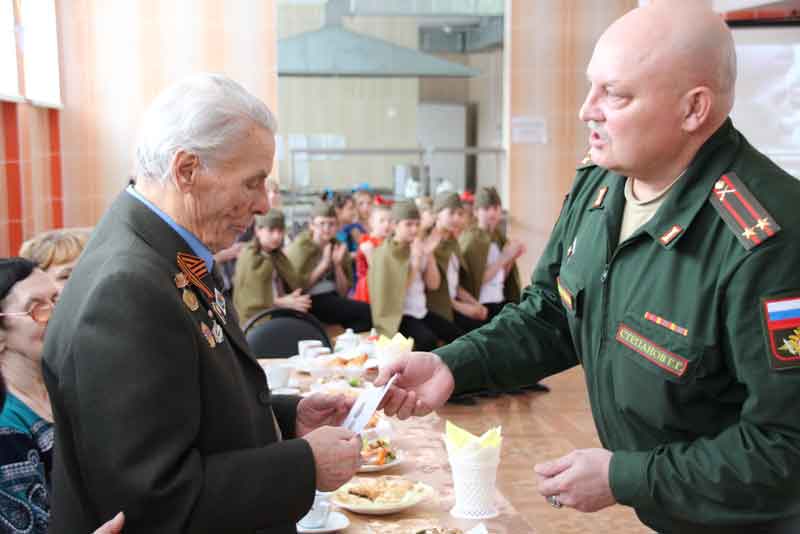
[709,172,781,250]
[761,294,800,371]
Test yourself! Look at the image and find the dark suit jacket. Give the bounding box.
[42,192,316,533]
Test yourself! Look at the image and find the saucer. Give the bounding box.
[296,511,350,533]
[272,387,301,395]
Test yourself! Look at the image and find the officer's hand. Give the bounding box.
[93,512,125,534]
[375,352,455,420]
[535,448,616,513]
[303,426,361,491]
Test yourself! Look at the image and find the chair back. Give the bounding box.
[243,307,332,358]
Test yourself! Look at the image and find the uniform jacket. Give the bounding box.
[367,237,411,337]
[436,120,800,532]
[42,192,316,533]
[233,238,301,324]
[285,230,353,292]
[458,226,522,304]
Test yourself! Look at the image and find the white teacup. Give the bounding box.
[306,346,331,359]
[298,340,323,359]
[266,363,292,389]
[298,491,331,529]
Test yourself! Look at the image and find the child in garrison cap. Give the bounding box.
[286,200,372,332]
[233,209,308,324]
[353,201,393,303]
[368,200,462,351]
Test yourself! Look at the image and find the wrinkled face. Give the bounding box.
[311,216,337,243]
[184,125,274,252]
[45,258,79,293]
[0,269,59,361]
[336,199,357,225]
[477,205,502,228]
[579,35,684,179]
[436,207,462,233]
[393,219,420,243]
[256,226,285,251]
[355,193,373,221]
[370,210,393,239]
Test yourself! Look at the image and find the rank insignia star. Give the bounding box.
[742,226,757,240]
[756,217,771,232]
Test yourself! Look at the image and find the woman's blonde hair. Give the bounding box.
[19,228,91,270]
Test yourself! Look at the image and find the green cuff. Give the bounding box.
[609,450,651,508]
[434,338,489,395]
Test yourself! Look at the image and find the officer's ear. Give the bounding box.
[170,150,202,193]
[680,86,713,133]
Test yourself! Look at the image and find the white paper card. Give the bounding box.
[342,374,397,434]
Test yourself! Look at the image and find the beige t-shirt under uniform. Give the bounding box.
[618,173,684,243]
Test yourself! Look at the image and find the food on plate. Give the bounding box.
[361,437,396,466]
[325,353,369,368]
[364,412,380,430]
[338,477,416,505]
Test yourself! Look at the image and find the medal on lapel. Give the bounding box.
[200,321,216,348]
[174,272,189,289]
[182,288,200,312]
[213,288,227,324]
[212,321,225,344]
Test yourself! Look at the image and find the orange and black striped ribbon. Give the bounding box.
[176,252,212,298]
[709,172,780,251]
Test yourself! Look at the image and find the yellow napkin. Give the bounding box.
[446,420,502,449]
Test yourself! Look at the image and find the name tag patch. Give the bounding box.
[761,295,800,371]
[615,323,688,377]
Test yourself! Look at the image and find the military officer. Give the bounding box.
[375,3,800,533]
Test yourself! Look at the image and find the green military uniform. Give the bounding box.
[285,230,354,291]
[459,226,522,305]
[435,119,800,532]
[233,238,301,325]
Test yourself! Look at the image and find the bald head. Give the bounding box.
[602,2,736,117]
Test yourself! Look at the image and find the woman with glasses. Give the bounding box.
[0,257,59,532]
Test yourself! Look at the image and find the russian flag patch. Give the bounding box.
[762,294,800,370]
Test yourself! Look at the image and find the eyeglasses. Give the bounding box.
[0,302,55,325]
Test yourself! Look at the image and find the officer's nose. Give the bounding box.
[579,86,602,123]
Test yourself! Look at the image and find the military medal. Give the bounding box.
[213,288,227,324]
[212,321,224,344]
[182,288,199,312]
[176,252,212,298]
[174,272,189,289]
[200,321,216,348]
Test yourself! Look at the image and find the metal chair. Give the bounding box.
[242,307,332,358]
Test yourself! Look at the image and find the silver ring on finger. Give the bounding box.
[547,495,563,509]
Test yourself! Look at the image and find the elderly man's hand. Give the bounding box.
[303,426,361,491]
[93,512,125,534]
[296,394,354,437]
[535,448,616,513]
[375,352,454,420]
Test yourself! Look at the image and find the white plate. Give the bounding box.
[296,511,350,533]
[332,477,434,515]
[358,450,405,473]
[272,387,301,395]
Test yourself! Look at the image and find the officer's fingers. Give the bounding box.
[395,390,417,420]
[381,388,409,417]
[534,453,573,478]
[537,469,571,497]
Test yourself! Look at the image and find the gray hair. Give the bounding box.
[134,73,278,184]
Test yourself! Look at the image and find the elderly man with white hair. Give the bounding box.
[42,74,361,534]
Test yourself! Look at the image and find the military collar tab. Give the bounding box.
[588,185,610,210]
